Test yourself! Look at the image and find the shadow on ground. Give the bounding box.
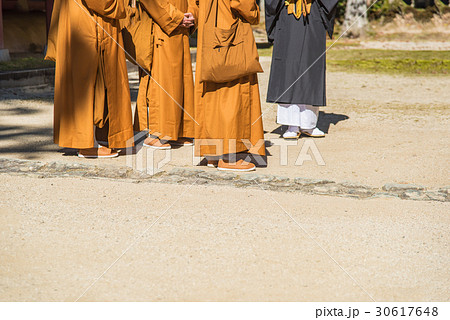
[0,85,55,102]
[270,112,349,136]
[0,124,56,160]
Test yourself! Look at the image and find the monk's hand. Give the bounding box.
[180,13,195,28]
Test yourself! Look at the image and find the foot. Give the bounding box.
[207,160,219,168]
[170,137,194,146]
[96,140,109,147]
[282,125,300,139]
[143,137,171,149]
[217,159,256,172]
[78,146,119,158]
[300,127,325,138]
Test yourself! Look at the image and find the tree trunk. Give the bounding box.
[343,0,368,38]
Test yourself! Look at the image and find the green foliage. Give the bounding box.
[335,0,401,24]
[368,0,400,21]
[336,0,447,23]
[335,0,348,24]
[434,0,450,16]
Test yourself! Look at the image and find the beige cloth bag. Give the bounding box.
[199,0,263,83]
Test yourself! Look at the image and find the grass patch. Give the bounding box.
[258,48,450,75]
[326,49,450,61]
[327,49,450,75]
[0,54,55,72]
[328,58,449,75]
[258,47,273,57]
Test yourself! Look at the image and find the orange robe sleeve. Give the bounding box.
[140,0,185,35]
[230,0,260,25]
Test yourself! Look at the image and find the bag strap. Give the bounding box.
[204,0,214,24]
[205,0,221,27]
[215,0,218,28]
[206,0,241,29]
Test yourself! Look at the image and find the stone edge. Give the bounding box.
[0,158,448,202]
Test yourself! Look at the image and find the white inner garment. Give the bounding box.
[277,104,319,129]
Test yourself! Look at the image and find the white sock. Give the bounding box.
[299,105,319,130]
[286,125,300,133]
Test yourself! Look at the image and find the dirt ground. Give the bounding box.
[0,175,448,301]
[1,57,449,188]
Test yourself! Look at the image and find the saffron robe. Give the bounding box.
[265,0,338,106]
[134,0,197,141]
[45,0,134,149]
[194,0,266,157]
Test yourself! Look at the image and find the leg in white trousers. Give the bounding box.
[277,104,324,137]
[277,104,319,129]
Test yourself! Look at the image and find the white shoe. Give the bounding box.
[301,127,325,137]
[282,126,300,139]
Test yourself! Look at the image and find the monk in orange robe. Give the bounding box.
[193,0,266,171]
[46,0,133,158]
[134,0,198,150]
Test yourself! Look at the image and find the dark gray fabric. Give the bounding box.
[265,0,338,106]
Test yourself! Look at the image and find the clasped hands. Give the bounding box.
[179,12,195,28]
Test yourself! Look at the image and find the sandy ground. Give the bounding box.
[1,57,449,188]
[1,50,449,301]
[0,175,448,302]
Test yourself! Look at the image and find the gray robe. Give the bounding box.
[265,0,338,106]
